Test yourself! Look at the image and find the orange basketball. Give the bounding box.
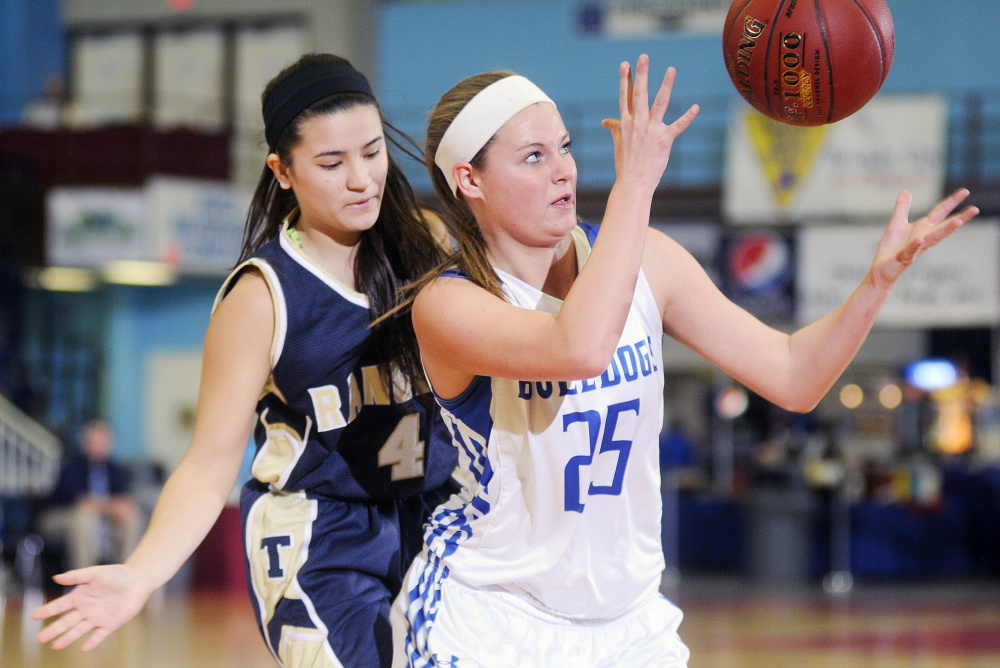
[723,0,894,126]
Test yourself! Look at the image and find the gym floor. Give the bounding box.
[3,575,999,667]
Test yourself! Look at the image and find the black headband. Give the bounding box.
[262,60,374,151]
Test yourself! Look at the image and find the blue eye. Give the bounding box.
[561,140,572,154]
[525,151,540,163]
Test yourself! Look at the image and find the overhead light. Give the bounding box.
[879,383,903,410]
[839,384,864,409]
[903,358,958,392]
[23,266,98,292]
[715,386,748,419]
[101,260,176,286]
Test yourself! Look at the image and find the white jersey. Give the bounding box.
[422,223,666,620]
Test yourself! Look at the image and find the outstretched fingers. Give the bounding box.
[649,66,677,124]
[37,608,83,644]
[51,617,96,651]
[616,60,632,122]
[33,594,74,621]
[80,627,113,653]
[892,191,979,266]
[630,54,650,120]
[923,188,971,225]
[923,203,978,246]
[668,103,701,139]
[648,66,698,141]
[911,188,978,247]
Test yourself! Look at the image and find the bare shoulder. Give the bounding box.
[212,267,273,330]
[419,207,453,251]
[413,274,475,323]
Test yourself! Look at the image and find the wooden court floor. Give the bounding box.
[3,576,999,667]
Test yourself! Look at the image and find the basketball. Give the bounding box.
[722,0,895,126]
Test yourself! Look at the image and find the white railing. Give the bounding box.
[0,394,62,497]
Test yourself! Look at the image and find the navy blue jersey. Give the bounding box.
[215,226,455,501]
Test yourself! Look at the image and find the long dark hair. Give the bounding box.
[238,53,444,395]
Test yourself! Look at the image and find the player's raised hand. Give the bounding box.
[601,55,699,193]
[33,564,153,651]
[870,188,979,290]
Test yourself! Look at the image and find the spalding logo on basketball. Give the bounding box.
[723,0,895,126]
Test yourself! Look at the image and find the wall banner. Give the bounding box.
[46,178,251,275]
[724,95,947,224]
[577,0,729,37]
[797,220,1000,327]
[146,176,252,275]
[46,187,151,267]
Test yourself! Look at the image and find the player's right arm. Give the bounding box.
[415,57,698,400]
[32,268,274,652]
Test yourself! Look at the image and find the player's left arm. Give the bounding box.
[643,188,978,413]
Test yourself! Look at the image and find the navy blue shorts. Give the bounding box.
[240,480,454,667]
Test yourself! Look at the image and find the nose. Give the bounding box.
[551,151,576,184]
[346,159,372,191]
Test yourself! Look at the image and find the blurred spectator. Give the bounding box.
[37,419,143,569]
[659,419,695,469]
[21,73,67,129]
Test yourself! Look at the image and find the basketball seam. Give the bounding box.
[851,0,889,84]
[763,0,792,121]
[813,0,835,124]
[724,0,757,45]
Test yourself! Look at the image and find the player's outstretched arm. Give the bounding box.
[779,187,979,407]
[868,188,977,291]
[417,56,699,393]
[33,269,274,651]
[32,565,150,651]
[646,188,978,413]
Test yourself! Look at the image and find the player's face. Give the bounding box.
[473,102,577,248]
[278,104,389,242]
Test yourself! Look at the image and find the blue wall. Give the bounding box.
[377,0,1000,190]
[377,0,1000,108]
[0,0,64,125]
[103,281,218,460]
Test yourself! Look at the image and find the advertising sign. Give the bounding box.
[724,96,947,224]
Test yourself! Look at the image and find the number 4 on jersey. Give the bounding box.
[378,413,425,480]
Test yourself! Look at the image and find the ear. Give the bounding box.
[267,153,293,190]
[454,162,483,201]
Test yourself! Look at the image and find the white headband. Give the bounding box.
[434,75,555,196]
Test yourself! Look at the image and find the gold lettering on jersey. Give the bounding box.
[347,374,363,422]
[362,366,391,405]
[378,413,425,480]
[308,385,347,432]
[312,364,417,430]
[360,364,415,405]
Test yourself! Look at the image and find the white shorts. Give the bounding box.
[391,555,690,668]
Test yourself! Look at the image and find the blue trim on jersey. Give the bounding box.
[578,220,600,246]
[403,555,450,668]
[437,375,492,486]
[427,374,497,560]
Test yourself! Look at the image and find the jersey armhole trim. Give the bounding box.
[213,258,288,368]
